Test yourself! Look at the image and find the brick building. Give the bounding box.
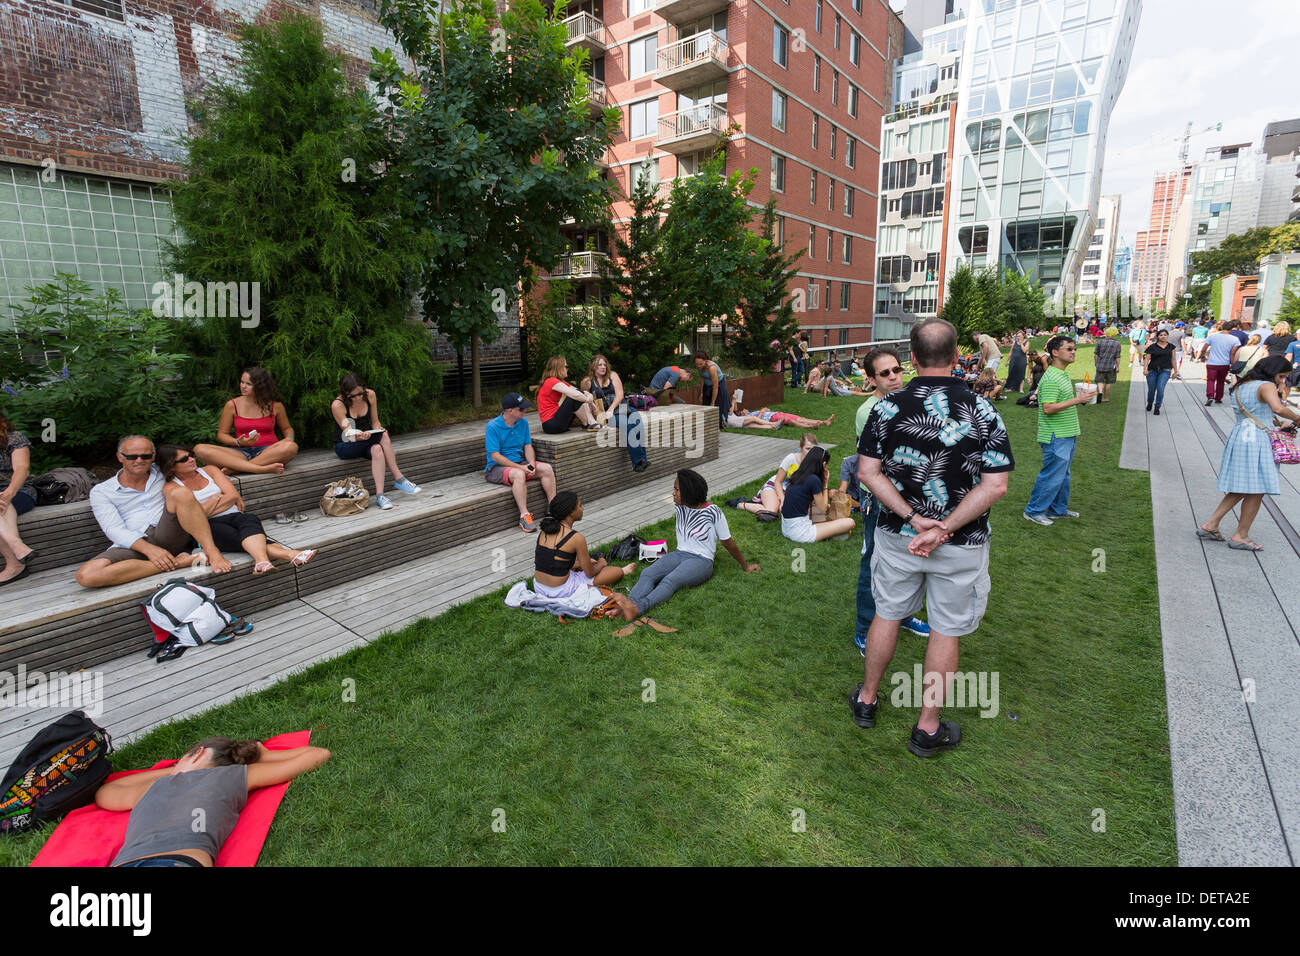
[1130,165,1191,312]
[549,0,901,353]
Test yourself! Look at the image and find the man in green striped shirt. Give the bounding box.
[1024,335,1093,526]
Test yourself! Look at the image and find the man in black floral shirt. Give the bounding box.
[849,318,1014,758]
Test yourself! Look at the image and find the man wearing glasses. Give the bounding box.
[1023,336,1093,526]
[77,435,231,588]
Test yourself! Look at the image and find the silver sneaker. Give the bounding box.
[1023,512,1054,526]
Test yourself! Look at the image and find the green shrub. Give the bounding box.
[0,274,211,471]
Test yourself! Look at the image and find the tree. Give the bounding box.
[521,278,615,377]
[727,198,803,373]
[659,151,764,353]
[373,0,617,406]
[601,167,685,385]
[1257,222,1300,260]
[1186,226,1278,307]
[168,13,437,446]
[1277,287,1300,328]
[941,264,1045,341]
[939,263,987,341]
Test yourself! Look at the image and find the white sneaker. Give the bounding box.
[376,494,393,510]
[1023,512,1054,526]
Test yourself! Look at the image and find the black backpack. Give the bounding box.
[0,711,113,835]
[607,534,645,562]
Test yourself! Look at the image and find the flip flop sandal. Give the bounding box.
[190,549,209,568]
[612,620,640,637]
[1195,528,1225,541]
[755,510,780,522]
[1227,540,1263,552]
[291,549,318,567]
[253,560,275,574]
[639,617,678,634]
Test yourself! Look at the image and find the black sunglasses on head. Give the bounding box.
[121,453,154,461]
[347,390,365,399]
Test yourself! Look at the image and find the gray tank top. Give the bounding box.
[112,764,247,866]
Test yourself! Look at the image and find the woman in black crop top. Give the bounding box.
[534,492,638,618]
[95,736,330,867]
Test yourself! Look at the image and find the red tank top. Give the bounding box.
[232,406,276,447]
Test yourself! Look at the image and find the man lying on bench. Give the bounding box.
[76,434,233,588]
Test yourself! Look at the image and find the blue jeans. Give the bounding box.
[610,408,647,466]
[1145,369,1170,409]
[1026,434,1077,517]
[856,497,880,639]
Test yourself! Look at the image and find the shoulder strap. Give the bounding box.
[556,530,579,548]
[1234,383,1270,431]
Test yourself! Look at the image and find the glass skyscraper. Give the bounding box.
[945,0,1140,297]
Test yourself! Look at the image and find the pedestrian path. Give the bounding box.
[0,432,797,769]
[1122,356,1298,866]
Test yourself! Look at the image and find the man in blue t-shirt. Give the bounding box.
[484,393,556,532]
[648,365,693,404]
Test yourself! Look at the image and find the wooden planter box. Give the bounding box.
[670,371,785,409]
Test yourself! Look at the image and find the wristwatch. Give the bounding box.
[902,509,917,525]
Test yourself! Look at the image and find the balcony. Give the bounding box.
[548,251,609,281]
[655,31,728,92]
[586,77,609,115]
[656,103,728,154]
[654,0,730,21]
[563,12,606,55]
[559,305,609,326]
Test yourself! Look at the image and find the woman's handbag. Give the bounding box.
[320,477,371,516]
[1234,386,1300,465]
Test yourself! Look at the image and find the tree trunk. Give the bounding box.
[471,332,482,408]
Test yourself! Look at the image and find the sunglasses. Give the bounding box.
[121,453,154,461]
[174,453,193,463]
[347,390,365,399]
[875,366,903,377]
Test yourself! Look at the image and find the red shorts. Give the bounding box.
[485,463,540,485]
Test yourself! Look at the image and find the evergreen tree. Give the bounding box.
[167,13,437,446]
[728,199,802,372]
[601,166,685,385]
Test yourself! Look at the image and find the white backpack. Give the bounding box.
[143,579,235,651]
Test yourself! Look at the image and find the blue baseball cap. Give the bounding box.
[501,392,532,411]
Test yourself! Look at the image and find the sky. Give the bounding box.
[888,0,1300,253]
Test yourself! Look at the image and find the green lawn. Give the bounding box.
[1,344,1175,866]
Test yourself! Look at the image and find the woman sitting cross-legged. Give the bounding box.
[780,445,857,543]
[96,736,331,867]
[193,367,299,476]
[616,469,760,635]
[534,491,638,620]
[538,356,600,434]
[158,445,316,574]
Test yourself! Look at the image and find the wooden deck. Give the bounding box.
[0,430,791,768]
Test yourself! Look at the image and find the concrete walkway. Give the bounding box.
[0,432,797,769]
[1122,354,1299,866]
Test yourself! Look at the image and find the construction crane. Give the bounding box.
[1179,120,1223,166]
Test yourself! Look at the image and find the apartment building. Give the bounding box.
[551,0,899,350]
[1077,192,1118,297]
[1130,165,1191,311]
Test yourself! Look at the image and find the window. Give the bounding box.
[832,71,840,106]
[877,256,912,284]
[826,230,833,261]
[828,179,835,212]
[839,328,849,346]
[845,137,856,169]
[808,280,820,309]
[957,225,989,255]
[830,126,837,159]
[774,24,789,68]
[898,187,944,219]
[825,279,832,310]
[629,0,653,12]
[777,215,785,247]
[630,35,657,79]
[772,90,787,132]
[834,14,841,50]
[881,159,917,191]
[52,0,125,19]
[844,185,855,217]
[631,158,659,191]
[771,153,786,192]
[629,97,658,139]
[840,282,850,311]
[814,56,821,92]
[853,0,862,12]
[816,0,823,33]
[812,114,820,149]
[810,170,817,204]
[849,86,859,119]
[809,224,816,258]
[842,235,852,264]
[850,32,861,67]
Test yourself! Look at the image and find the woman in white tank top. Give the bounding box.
[157,445,316,573]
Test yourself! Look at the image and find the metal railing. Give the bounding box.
[563,12,605,45]
[656,103,727,145]
[551,251,608,280]
[656,31,727,74]
[805,338,913,364]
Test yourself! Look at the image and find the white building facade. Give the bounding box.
[1078,191,1119,297]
